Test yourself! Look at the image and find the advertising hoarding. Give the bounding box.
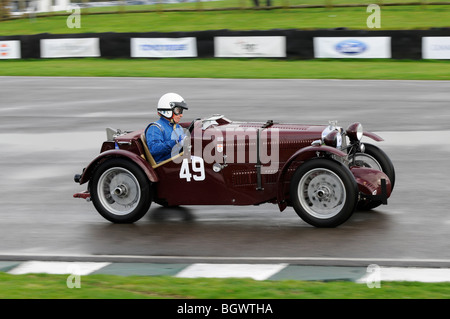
[215,36,286,58]
[314,37,391,58]
[41,38,100,58]
[422,37,450,59]
[131,37,198,58]
[0,41,21,59]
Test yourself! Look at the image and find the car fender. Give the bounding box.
[350,166,392,200]
[276,145,347,211]
[77,149,159,185]
[363,131,384,142]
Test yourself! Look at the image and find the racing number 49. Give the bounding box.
[179,157,205,182]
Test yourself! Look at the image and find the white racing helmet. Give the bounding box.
[157,93,188,119]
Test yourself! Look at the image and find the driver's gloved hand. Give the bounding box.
[178,134,187,147]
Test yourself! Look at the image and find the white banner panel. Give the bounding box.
[314,37,391,58]
[0,41,21,59]
[422,37,450,59]
[131,37,197,58]
[215,36,286,58]
[40,38,100,58]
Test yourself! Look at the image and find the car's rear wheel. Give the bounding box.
[90,158,152,223]
[290,159,358,228]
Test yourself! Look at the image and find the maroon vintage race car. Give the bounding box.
[73,115,395,228]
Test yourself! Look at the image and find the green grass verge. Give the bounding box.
[0,6,449,35]
[1,273,449,299]
[0,58,449,80]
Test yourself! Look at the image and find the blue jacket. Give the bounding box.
[145,117,185,163]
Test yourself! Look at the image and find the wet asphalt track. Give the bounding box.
[0,77,449,267]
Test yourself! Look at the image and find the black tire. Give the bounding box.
[352,143,395,210]
[90,158,152,223]
[290,159,358,228]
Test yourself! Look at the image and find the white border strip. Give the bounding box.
[4,261,450,282]
[8,261,110,275]
[357,267,450,283]
[176,263,288,281]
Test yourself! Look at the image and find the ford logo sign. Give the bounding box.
[335,40,367,55]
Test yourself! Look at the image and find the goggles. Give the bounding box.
[170,101,188,115]
[173,106,184,115]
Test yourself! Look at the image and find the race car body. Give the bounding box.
[74,115,394,227]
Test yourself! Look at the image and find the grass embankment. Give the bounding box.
[1,273,449,298]
[0,6,449,34]
[41,0,450,14]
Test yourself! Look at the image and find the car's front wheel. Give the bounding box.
[90,158,152,223]
[290,159,358,228]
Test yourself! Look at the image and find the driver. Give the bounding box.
[145,93,188,163]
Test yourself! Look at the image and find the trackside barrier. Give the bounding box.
[0,29,449,60]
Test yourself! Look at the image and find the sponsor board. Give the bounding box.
[214,36,286,58]
[40,38,100,58]
[422,37,450,59]
[0,41,21,59]
[131,37,197,58]
[314,37,391,58]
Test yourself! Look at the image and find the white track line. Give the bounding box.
[175,263,288,281]
[357,267,450,283]
[8,261,110,275]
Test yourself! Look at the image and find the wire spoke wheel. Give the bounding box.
[350,143,396,210]
[353,153,382,171]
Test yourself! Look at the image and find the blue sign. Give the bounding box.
[335,39,368,55]
[139,44,187,51]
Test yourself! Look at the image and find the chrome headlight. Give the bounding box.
[346,122,363,142]
[323,130,342,148]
